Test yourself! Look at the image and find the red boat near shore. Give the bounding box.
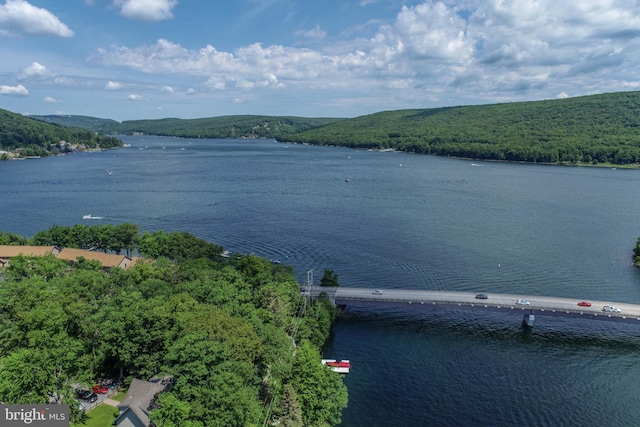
[321,359,350,374]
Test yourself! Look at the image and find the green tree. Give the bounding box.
[0,231,28,245]
[0,348,52,404]
[296,295,338,348]
[4,254,68,281]
[159,332,262,427]
[150,393,203,427]
[279,383,303,427]
[320,269,339,287]
[113,223,139,256]
[290,340,348,427]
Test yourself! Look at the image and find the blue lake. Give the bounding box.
[2,136,640,426]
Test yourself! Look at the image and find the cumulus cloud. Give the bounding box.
[390,2,474,61]
[0,0,73,37]
[127,94,143,101]
[114,0,178,22]
[43,96,62,103]
[17,62,51,80]
[161,85,173,93]
[88,0,640,106]
[0,84,29,96]
[105,81,123,90]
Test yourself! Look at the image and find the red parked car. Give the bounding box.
[91,385,109,394]
[577,301,592,307]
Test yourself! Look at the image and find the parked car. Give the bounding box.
[91,385,109,394]
[602,305,621,313]
[516,299,531,305]
[70,401,85,414]
[577,301,592,307]
[372,290,383,295]
[76,390,98,403]
[475,293,488,300]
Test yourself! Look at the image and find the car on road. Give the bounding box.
[577,301,592,307]
[475,293,488,300]
[516,299,531,305]
[602,305,621,313]
[76,389,98,403]
[372,290,383,295]
[91,385,109,394]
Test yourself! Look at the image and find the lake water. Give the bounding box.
[2,136,640,426]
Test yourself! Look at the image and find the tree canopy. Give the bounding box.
[277,91,640,166]
[0,227,347,426]
[32,114,343,140]
[0,108,122,158]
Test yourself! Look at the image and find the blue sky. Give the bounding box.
[1,0,640,122]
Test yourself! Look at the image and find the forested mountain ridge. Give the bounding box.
[21,91,640,165]
[30,114,119,130]
[32,113,344,139]
[277,91,640,166]
[0,108,122,159]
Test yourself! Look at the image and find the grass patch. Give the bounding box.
[110,390,126,402]
[71,404,118,427]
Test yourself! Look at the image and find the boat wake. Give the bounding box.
[82,214,104,220]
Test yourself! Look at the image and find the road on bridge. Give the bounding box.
[307,287,640,322]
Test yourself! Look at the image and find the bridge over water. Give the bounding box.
[306,286,640,327]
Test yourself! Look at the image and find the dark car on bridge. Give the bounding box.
[475,293,488,299]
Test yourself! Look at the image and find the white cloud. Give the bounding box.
[114,0,178,22]
[161,85,173,93]
[17,62,51,80]
[105,81,123,90]
[0,84,29,96]
[185,88,196,95]
[87,0,640,109]
[390,3,474,61]
[295,25,326,43]
[43,96,62,103]
[0,0,73,37]
[127,94,143,101]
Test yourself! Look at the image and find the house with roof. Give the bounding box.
[114,378,168,427]
[56,248,135,271]
[0,245,142,272]
[0,245,60,268]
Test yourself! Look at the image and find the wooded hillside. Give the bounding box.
[30,114,119,130]
[277,91,640,166]
[33,114,343,140]
[0,109,122,158]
